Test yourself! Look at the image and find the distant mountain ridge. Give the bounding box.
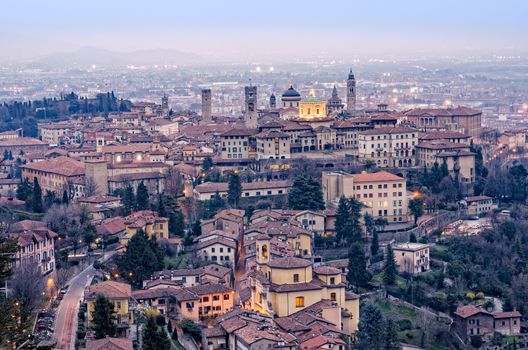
[28,46,203,68]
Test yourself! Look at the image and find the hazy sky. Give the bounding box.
[1,0,527,61]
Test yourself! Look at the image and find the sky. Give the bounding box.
[1,0,527,62]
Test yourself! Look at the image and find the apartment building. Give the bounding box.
[358,127,418,167]
[220,129,255,159]
[322,171,409,223]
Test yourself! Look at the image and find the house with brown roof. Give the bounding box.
[84,281,134,335]
[122,210,169,244]
[21,156,86,198]
[453,305,522,344]
[96,216,126,240]
[7,223,57,274]
[405,106,482,139]
[462,195,497,216]
[357,126,418,168]
[86,337,133,350]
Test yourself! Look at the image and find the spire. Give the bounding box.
[332,85,338,98]
[348,68,355,80]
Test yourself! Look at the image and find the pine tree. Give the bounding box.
[3,149,8,160]
[227,172,242,208]
[142,316,171,350]
[136,181,149,210]
[192,219,202,237]
[16,177,32,201]
[91,295,117,339]
[347,243,371,291]
[384,319,402,350]
[32,177,43,213]
[357,304,385,350]
[123,185,135,214]
[409,232,417,243]
[117,229,164,286]
[287,175,325,210]
[157,194,167,217]
[383,244,397,286]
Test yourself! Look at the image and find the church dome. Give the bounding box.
[282,85,301,99]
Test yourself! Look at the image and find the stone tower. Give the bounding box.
[244,85,257,112]
[201,88,212,125]
[84,159,108,195]
[161,94,169,116]
[269,93,276,108]
[244,85,258,129]
[346,68,356,113]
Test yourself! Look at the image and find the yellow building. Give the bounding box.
[122,210,169,245]
[299,90,327,120]
[85,281,133,328]
[249,235,359,335]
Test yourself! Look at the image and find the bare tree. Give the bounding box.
[84,176,99,197]
[9,263,45,324]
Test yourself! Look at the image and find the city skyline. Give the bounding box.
[2,0,528,63]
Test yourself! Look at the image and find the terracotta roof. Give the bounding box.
[454,305,491,318]
[267,256,312,269]
[220,128,256,137]
[464,195,493,203]
[359,126,417,135]
[0,137,48,146]
[108,172,165,182]
[416,141,469,150]
[86,337,133,350]
[10,219,47,232]
[405,106,481,117]
[418,131,470,140]
[96,217,126,236]
[493,311,522,319]
[301,335,346,350]
[196,237,237,250]
[204,325,226,338]
[22,156,85,177]
[313,266,341,275]
[195,180,291,194]
[352,171,403,183]
[86,281,132,300]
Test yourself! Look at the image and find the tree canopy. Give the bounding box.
[287,175,325,210]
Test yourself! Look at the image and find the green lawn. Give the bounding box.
[376,299,418,322]
[164,253,189,269]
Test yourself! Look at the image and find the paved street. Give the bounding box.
[53,251,116,350]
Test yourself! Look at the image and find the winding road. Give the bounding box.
[53,251,116,350]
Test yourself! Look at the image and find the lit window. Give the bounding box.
[295,296,304,307]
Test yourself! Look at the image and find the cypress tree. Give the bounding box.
[62,189,69,205]
[157,194,167,217]
[32,177,43,213]
[383,244,397,286]
[123,185,135,214]
[384,319,402,350]
[91,295,117,339]
[136,181,149,210]
[357,304,385,350]
[347,243,371,291]
[371,229,379,256]
[227,172,242,208]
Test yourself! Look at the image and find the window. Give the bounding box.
[213,295,220,301]
[330,292,336,301]
[330,277,335,284]
[295,296,305,307]
[293,274,299,283]
[202,297,209,302]
[224,294,230,300]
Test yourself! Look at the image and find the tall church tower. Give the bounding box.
[201,88,212,125]
[244,84,258,128]
[269,93,276,108]
[161,94,169,116]
[346,68,356,113]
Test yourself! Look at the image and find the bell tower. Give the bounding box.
[346,68,356,113]
[244,84,258,128]
[256,234,270,266]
